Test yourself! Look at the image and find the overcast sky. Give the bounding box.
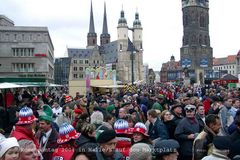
[0,0,240,70]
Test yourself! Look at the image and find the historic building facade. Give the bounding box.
[67,2,144,84]
[180,0,213,82]
[0,15,54,84]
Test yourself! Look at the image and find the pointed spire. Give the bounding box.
[102,1,108,34]
[87,0,97,47]
[100,1,110,46]
[89,0,95,33]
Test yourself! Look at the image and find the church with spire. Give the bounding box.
[67,1,143,84]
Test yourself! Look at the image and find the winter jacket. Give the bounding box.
[192,126,216,160]
[10,125,39,149]
[148,118,169,140]
[174,117,199,157]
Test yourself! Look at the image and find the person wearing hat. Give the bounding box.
[106,104,116,116]
[10,106,39,149]
[36,105,59,160]
[129,143,152,160]
[174,104,200,160]
[52,123,81,160]
[132,122,152,145]
[154,139,180,160]
[72,108,83,128]
[170,102,183,127]
[95,129,123,160]
[202,136,232,160]
[0,137,20,160]
[113,119,132,159]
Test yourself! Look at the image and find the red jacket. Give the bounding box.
[10,125,40,149]
[116,137,132,158]
[52,144,75,160]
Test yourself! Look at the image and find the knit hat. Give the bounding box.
[114,119,130,135]
[16,106,37,125]
[152,102,163,111]
[129,143,152,160]
[133,122,149,137]
[57,123,80,144]
[154,139,180,156]
[106,105,116,113]
[157,94,165,99]
[0,137,19,157]
[65,95,72,103]
[74,108,83,114]
[213,136,232,150]
[96,129,116,144]
[39,105,53,122]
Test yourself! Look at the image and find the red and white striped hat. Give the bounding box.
[133,122,149,137]
[16,106,37,125]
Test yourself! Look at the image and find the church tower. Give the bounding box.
[132,11,143,81]
[100,2,110,46]
[180,0,213,81]
[87,1,97,48]
[117,9,128,52]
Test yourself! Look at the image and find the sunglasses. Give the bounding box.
[185,108,195,112]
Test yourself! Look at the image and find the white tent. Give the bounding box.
[0,82,23,89]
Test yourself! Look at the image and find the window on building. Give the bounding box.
[73,67,77,71]
[79,67,83,71]
[79,60,83,64]
[12,63,34,72]
[85,60,89,64]
[120,44,123,51]
[233,65,234,68]
[12,48,34,57]
[73,74,78,78]
[73,60,77,64]
[229,66,231,69]
[79,74,84,79]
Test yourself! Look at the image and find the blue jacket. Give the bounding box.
[148,118,169,140]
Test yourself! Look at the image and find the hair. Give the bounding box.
[147,109,158,118]
[160,110,171,121]
[104,113,113,122]
[90,111,103,125]
[62,105,69,113]
[81,123,96,137]
[18,140,34,152]
[123,114,136,125]
[205,114,220,127]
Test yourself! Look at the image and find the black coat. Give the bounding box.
[175,117,200,157]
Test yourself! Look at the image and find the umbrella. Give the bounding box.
[0,82,23,89]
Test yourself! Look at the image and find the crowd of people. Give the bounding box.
[0,83,240,160]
